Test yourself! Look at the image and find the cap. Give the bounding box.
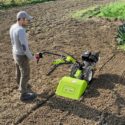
[17,11,33,20]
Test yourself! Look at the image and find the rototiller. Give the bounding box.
[37,50,100,100]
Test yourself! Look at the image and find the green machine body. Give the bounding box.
[56,76,88,100]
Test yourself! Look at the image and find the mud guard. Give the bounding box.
[55,76,88,100]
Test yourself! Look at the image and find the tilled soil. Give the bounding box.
[0,0,125,125]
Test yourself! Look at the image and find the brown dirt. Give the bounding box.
[0,0,125,125]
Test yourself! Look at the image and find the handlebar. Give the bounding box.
[36,50,100,76]
[37,50,82,75]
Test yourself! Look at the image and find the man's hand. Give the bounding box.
[35,53,40,63]
[33,53,43,63]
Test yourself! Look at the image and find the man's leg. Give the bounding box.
[15,63,21,85]
[18,55,30,94]
[14,54,36,101]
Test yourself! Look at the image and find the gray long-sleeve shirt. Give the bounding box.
[9,23,33,60]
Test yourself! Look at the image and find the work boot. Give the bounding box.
[20,92,37,101]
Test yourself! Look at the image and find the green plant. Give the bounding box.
[116,24,125,45]
[71,6,98,20]
[72,2,125,20]
[98,2,125,20]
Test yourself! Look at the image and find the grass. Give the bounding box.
[71,6,97,20]
[71,1,125,20]
[97,2,125,20]
[0,0,55,9]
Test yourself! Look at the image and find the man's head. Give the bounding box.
[17,11,33,26]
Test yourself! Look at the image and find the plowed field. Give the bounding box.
[0,0,125,125]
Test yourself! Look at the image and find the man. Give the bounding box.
[9,11,39,101]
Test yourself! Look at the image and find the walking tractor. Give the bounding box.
[37,50,100,100]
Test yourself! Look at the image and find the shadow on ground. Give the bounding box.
[46,95,125,125]
[85,73,125,98]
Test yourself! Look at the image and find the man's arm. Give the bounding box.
[18,29,33,60]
